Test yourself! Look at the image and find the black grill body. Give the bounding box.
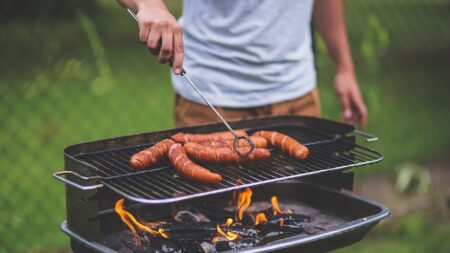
[62,181,389,253]
[56,116,388,252]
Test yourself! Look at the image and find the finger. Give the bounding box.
[138,21,151,44]
[172,24,184,75]
[147,25,162,56]
[158,28,173,64]
[353,95,367,129]
[360,106,367,129]
[339,93,353,125]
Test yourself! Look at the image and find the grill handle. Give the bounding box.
[353,130,379,142]
[53,171,104,191]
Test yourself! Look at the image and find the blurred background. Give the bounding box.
[1,0,449,252]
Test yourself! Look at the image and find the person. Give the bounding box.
[118,0,367,128]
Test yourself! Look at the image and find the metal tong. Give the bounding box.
[127,9,255,156]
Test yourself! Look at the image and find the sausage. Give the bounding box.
[252,130,309,160]
[168,144,222,184]
[184,142,271,163]
[171,130,248,144]
[198,136,268,148]
[129,139,175,169]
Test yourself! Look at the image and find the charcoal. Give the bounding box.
[158,242,180,253]
[174,210,210,224]
[214,241,234,252]
[199,242,218,253]
[237,227,258,238]
[161,222,217,233]
[158,223,216,241]
[233,238,259,249]
[218,222,258,238]
[170,241,204,253]
[134,246,165,253]
[214,238,258,252]
[280,213,311,222]
[193,204,237,221]
[170,232,213,242]
[256,221,308,234]
[100,230,136,253]
[100,195,332,253]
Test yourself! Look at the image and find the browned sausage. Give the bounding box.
[252,130,309,160]
[168,144,222,184]
[198,136,268,148]
[171,130,248,144]
[184,142,271,163]
[129,139,175,169]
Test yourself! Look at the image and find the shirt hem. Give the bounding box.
[172,82,317,109]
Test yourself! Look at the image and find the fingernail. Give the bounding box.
[175,68,181,75]
[345,110,352,119]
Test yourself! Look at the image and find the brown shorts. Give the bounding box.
[174,88,321,127]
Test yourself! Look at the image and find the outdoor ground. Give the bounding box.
[336,156,450,253]
[1,0,449,252]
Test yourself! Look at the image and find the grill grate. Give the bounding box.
[75,125,382,203]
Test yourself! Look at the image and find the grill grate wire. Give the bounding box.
[75,125,382,203]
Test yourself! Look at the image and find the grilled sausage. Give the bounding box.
[129,139,175,169]
[184,142,271,163]
[168,144,222,184]
[252,130,309,160]
[171,130,248,144]
[198,136,268,148]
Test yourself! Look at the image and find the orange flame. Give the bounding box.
[211,236,221,244]
[115,199,141,246]
[225,218,234,226]
[158,228,170,239]
[279,218,285,227]
[216,218,239,241]
[236,188,253,221]
[115,198,170,245]
[255,213,268,225]
[271,196,292,215]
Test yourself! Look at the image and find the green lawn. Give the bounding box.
[1,0,449,252]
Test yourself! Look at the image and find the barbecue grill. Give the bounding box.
[53,115,389,253]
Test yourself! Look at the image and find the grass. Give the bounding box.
[335,212,450,253]
[0,0,449,252]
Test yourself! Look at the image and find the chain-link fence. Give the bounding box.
[1,0,449,252]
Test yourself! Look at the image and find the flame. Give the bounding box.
[115,198,170,245]
[236,187,253,221]
[271,196,291,215]
[214,218,239,241]
[115,199,142,246]
[255,213,268,225]
[211,236,221,244]
[279,218,285,227]
[216,224,239,241]
[225,218,233,226]
[158,228,170,239]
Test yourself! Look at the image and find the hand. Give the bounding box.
[136,1,184,74]
[334,71,367,129]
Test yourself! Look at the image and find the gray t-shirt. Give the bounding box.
[171,0,316,108]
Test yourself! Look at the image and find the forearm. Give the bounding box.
[116,0,166,13]
[313,0,354,74]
